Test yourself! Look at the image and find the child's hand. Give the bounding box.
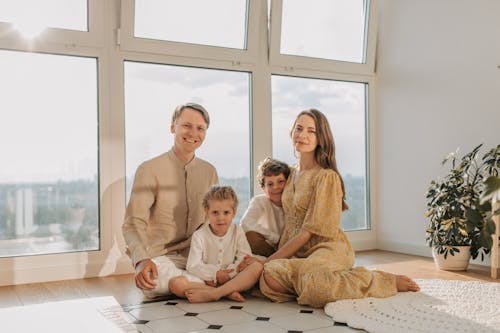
[205,280,217,287]
[237,255,264,272]
[216,269,234,284]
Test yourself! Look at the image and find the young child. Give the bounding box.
[170,185,263,303]
[241,157,290,257]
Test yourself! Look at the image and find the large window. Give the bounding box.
[0,50,99,257]
[124,62,251,222]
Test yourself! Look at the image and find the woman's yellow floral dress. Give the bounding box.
[260,166,397,308]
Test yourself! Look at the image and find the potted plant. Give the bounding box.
[425,144,500,270]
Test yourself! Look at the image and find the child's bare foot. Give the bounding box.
[396,275,420,292]
[226,291,245,302]
[185,289,220,303]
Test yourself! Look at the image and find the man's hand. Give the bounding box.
[237,255,265,272]
[216,269,234,285]
[135,259,158,290]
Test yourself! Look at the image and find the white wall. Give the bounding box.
[375,0,500,262]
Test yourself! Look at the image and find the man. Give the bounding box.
[122,102,218,296]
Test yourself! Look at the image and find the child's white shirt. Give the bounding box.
[186,223,252,283]
[240,194,285,247]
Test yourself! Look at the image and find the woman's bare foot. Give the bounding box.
[185,289,220,303]
[396,275,420,292]
[226,291,245,302]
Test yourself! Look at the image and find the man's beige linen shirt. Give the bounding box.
[123,149,218,267]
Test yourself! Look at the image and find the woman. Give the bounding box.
[245,109,419,308]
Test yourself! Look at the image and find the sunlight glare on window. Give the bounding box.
[0,0,88,38]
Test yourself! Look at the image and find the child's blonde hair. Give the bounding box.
[202,185,239,212]
[257,157,290,188]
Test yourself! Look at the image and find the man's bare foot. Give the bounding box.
[396,275,420,292]
[226,291,245,302]
[185,289,220,303]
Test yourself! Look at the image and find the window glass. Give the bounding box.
[124,62,251,222]
[0,50,99,257]
[272,75,368,230]
[0,0,88,36]
[134,0,248,49]
[280,0,367,63]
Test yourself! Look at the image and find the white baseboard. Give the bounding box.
[376,240,431,257]
[347,230,377,251]
[0,257,134,286]
[377,239,500,267]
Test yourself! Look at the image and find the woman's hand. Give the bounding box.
[267,229,312,261]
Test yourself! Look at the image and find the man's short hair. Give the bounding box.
[172,102,210,128]
[257,157,290,188]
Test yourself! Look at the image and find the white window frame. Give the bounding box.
[0,0,379,286]
[119,0,261,63]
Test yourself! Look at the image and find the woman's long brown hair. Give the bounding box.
[291,109,349,211]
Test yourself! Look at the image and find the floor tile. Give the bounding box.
[147,316,208,333]
[270,313,334,331]
[132,323,156,333]
[197,308,256,325]
[306,326,366,332]
[123,300,169,312]
[129,304,185,321]
[222,319,287,333]
[175,299,230,313]
[235,299,302,317]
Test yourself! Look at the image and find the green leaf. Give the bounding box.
[481,176,500,204]
[485,219,496,234]
[465,208,482,223]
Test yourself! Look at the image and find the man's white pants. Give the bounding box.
[143,254,204,297]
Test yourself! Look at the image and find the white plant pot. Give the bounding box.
[432,246,471,271]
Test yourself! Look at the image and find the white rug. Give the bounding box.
[0,296,133,333]
[324,279,500,333]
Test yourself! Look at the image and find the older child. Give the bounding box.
[170,185,263,303]
[241,157,290,257]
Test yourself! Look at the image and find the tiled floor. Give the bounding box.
[112,294,365,333]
